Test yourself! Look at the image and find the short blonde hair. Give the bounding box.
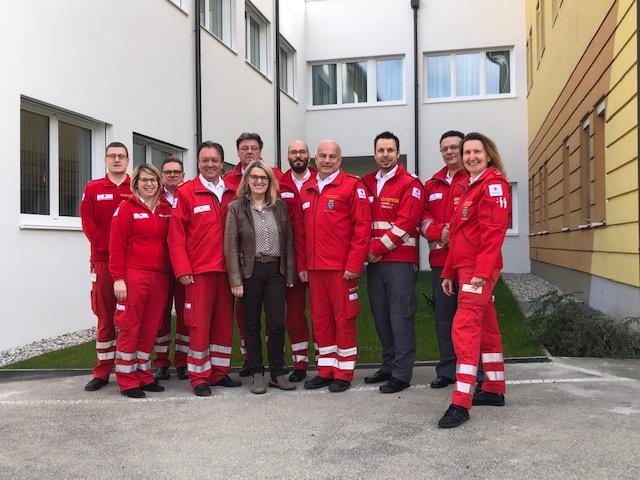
[237,160,279,206]
[131,163,162,201]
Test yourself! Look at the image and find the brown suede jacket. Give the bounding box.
[224,197,296,287]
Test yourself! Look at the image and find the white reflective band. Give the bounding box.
[175,334,190,343]
[421,219,433,234]
[187,362,211,374]
[290,341,308,351]
[116,351,137,361]
[372,221,392,230]
[429,241,445,250]
[314,343,319,350]
[492,295,495,303]
[97,352,115,361]
[336,360,355,370]
[153,346,169,353]
[455,381,473,394]
[115,364,137,373]
[482,353,504,363]
[136,351,151,360]
[318,345,337,355]
[380,234,396,250]
[210,344,232,354]
[155,335,171,344]
[337,347,357,357]
[211,357,231,367]
[292,355,309,363]
[240,347,247,355]
[485,371,505,381]
[240,339,246,347]
[96,340,116,349]
[390,225,408,238]
[456,363,478,376]
[176,345,190,353]
[403,238,416,247]
[317,357,336,367]
[138,361,152,371]
[188,349,210,360]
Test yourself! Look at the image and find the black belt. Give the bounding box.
[255,255,280,263]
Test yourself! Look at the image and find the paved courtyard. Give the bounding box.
[1,358,639,479]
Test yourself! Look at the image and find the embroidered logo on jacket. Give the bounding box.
[193,204,211,214]
[97,194,113,201]
[488,184,503,197]
[429,192,443,201]
[133,213,149,219]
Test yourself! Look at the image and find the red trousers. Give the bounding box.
[286,282,311,370]
[153,280,188,369]
[308,270,359,381]
[451,267,505,409]
[114,269,170,391]
[184,272,233,388]
[90,261,117,380]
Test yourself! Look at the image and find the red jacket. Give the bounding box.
[295,170,372,273]
[362,164,423,264]
[108,196,172,280]
[223,163,283,193]
[80,174,132,262]
[421,167,468,267]
[278,168,318,224]
[168,176,236,278]
[442,167,511,280]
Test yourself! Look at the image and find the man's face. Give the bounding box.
[105,147,129,175]
[287,141,309,174]
[161,161,184,191]
[439,136,463,170]
[198,147,223,182]
[315,142,342,178]
[374,138,400,173]
[237,139,261,168]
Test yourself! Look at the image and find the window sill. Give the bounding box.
[19,215,82,231]
[245,60,272,83]
[200,26,236,55]
[307,100,406,111]
[280,90,298,104]
[424,93,516,105]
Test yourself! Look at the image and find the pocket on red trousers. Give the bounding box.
[113,303,135,331]
[183,296,195,328]
[345,279,361,318]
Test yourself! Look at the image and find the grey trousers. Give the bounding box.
[367,262,417,383]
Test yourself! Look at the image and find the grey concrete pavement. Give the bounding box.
[0,359,639,479]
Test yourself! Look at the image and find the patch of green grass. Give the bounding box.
[6,271,541,369]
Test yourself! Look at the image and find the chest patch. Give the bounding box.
[461,200,473,219]
[412,187,421,199]
[357,188,367,199]
[133,212,149,220]
[429,192,443,201]
[488,184,503,197]
[193,204,211,214]
[281,192,294,199]
[97,193,113,201]
[327,199,335,210]
[302,201,310,210]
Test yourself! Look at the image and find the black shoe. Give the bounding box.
[438,404,469,428]
[430,376,455,389]
[472,390,505,407]
[121,388,145,399]
[176,366,189,380]
[141,380,165,392]
[364,369,392,384]
[380,377,410,393]
[194,384,211,397]
[154,367,170,381]
[303,375,333,390]
[289,369,307,382]
[214,375,241,388]
[238,361,252,377]
[84,377,108,391]
[329,379,351,393]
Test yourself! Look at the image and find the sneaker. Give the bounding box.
[176,366,189,380]
[141,380,165,392]
[269,374,297,391]
[303,375,332,390]
[84,377,108,391]
[213,375,241,388]
[238,361,252,378]
[121,388,145,399]
[438,404,469,429]
[154,367,170,381]
[472,390,505,406]
[251,373,267,394]
[288,369,307,383]
[329,379,351,393]
[194,384,211,397]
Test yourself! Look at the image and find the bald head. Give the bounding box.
[316,140,342,157]
[287,140,310,174]
[315,140,342,179]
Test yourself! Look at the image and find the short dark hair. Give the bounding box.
[439,130,465,144]
[374,131,400,151]
[105,141,129,157]
[236,132,263,150]
[161,157,183,170]
[197,141,224,161]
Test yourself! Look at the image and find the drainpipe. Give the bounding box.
[274,0,282,168]
[195,0,203,145]
[411,0,420,176]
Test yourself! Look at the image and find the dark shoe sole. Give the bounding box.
[304,378,333,390]
[121,388,145,399]
[472,393,505,407]
[84,378,109,391]
[141,383,165,392]
[380,384,410,394]
[194,385,212,397]
[364,373,392,384]
[329,381,351,393]
[438,416,469,428]
[430,378,455,389]
[288,370,307,383]
[268,381,297,391]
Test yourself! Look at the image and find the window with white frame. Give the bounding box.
[279,36,296,97]
[200,0,234,48]
[310,56,404,107]
[20,99,102,224]
[169,0,187,12]
[425,48,513,101]
[133,134,185,170]
[245,2,270,76]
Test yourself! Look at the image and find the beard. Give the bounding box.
[290,160,308,174]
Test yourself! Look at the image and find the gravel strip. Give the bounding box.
[501,273,563,304]
[0,328,96,368]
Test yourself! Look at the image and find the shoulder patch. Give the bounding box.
[412,187,421,199]
[357,188,367,199]
[488,184,503,197]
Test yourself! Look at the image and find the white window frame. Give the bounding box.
[308,55,405,110]
[133,134,186,170]
[424,47,516,103]
[201,0,235,49]
[19,98,105,231]
[279,35,296,99]
[245,1,270,78]
[506,182,519,236]
[168,0,188,13]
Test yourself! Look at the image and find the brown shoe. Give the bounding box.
[269,374,297,391]
[251,373,267,394]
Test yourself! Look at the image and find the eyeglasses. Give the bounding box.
[138,178,158,184]
[106,154,128,160]
[239,146,261,152]
[249,174,269,183]
[290,150,308,156]
[440,145,461,153]
[162,170,183,176]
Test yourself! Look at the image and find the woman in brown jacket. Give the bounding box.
[224,160,297,394]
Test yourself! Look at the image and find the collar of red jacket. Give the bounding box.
[467,166,504,188]
[103,173,131,188]
[305,169,345,193]
[431,165,467,184]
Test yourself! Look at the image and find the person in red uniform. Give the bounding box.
[169,141,241,396]
[153,157,189,381]
[109,164,171,398]
[362,131,423,393]
[296,140,371,393]
[437,132,511,428]
[80,142,131,392]
[278,140,317,383]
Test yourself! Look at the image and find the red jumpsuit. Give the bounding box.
[80,174,131,381]
[441,167,511,409]
[295,170,371,381]
[109,196,172,391]
[168,176,236,388]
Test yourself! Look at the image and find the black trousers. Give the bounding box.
[240,262,286,378]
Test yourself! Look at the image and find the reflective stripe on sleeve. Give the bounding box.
[485,371,505,381]
[482,353,504,363]
[455,381,473,394]
[290,341,309,351]
[403,238,416,247]
[456,363,478,376]
[372,221,392,230]
[96,340,116,349]
[390,225,408,238]
[210,344,232,354]
[380,234,395,250]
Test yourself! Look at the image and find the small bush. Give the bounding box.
[526,291,640,358]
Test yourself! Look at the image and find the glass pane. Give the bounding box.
[199,0,205,26]
[312,64,337,105]
[59,122,91,217]
[486,50,511,94]
[279,47,288,92]
[210,0,223,37]
[376,58,402,101]
[133,143,146,168]
[342,62,367,104]
[456,52,480,96]
[152,148,170,169]
[426,55,450,98]
[20,110,50,215]
[249,17,261,69]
